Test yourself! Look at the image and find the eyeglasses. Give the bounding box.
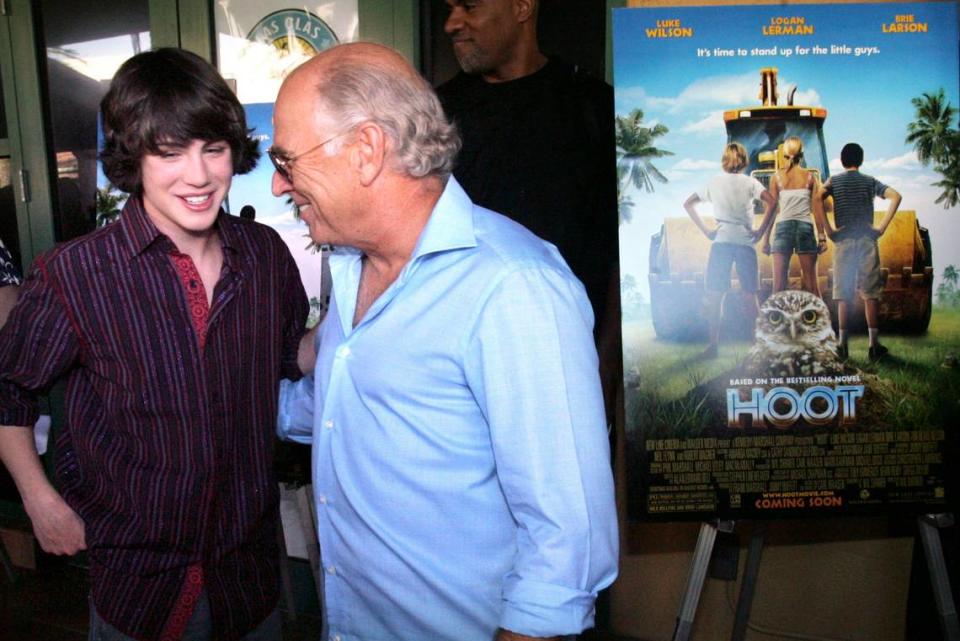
[268,132,343,183]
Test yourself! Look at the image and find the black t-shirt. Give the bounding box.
[437,58,619,325]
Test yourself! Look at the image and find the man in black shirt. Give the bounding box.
[437,0,620,419]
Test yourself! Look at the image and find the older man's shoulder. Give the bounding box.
[470,205,570,272]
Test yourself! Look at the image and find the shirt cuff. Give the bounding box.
[276,377,315,444]
[500,577,597,637]
[0,383,40,428]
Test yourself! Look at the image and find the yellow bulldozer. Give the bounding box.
[648,68,933,340]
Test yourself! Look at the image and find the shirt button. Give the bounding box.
[334,636,342,641]
[324,419,334,429]
[319,495,327,504]
[327,565,337,575]
[337,346,351,358]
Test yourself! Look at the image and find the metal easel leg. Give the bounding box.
[918,513,960,641]
[673,520,734,641]
[277,513,298,621]
[730,522,766,641]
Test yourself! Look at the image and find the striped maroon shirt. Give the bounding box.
[0,197,308,641]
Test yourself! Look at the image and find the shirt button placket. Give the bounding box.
[321,340,349,641]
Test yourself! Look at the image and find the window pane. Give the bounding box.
[0,72,8,140]
[0,158,20,271]
[39,0,150,242]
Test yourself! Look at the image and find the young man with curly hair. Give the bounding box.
[0,48,307,641]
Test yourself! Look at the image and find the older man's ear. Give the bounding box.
[352,121,388,186]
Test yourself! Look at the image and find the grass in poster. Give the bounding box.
[625,306,960,440]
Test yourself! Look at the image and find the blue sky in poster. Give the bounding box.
[229,103,325,301]
[613,1,960,300]
[227,103,281,219]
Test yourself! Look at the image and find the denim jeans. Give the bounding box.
[88,591,282,641]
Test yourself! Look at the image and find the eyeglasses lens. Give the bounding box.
[268,149,292,182]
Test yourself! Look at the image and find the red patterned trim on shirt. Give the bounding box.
[159,564,204,641]
[168,253,210,349]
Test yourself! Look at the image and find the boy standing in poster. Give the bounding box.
[684,142,774,357]
[820,142,901,361]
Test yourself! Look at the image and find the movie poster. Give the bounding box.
[230,104,330,328]
[214,3,358,327]
[614,1,960,520]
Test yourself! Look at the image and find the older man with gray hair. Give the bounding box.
[272,43,618,641]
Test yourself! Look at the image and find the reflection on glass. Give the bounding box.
[0,72,8,140]
[0,158,20,271]
[216,1,357,103]
[215,1,358,330]
[40,0,150,242]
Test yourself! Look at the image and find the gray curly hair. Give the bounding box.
[315,58,460,180]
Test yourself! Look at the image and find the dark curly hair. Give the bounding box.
[99,48,260,194]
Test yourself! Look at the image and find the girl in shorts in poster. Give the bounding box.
[757,136,827,295]
[683,142,774,357]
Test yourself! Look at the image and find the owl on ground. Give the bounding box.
[743,290,843,377]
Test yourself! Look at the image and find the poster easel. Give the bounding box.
[673,515,959,641]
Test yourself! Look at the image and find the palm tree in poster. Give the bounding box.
[932,153,960,208]
[906,89,956,165]
[95,184,124,227]
[615,109,673,197]
[939,265,960,307]
[906,89,960,207]
[616,164,636,224]
[944,265,959,288]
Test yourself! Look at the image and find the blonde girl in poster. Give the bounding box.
[758,136,828,295]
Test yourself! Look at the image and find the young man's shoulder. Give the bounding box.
[32,221,127,276]
[220,216,300,276]
[223,214,286,246]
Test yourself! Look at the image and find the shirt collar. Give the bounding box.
[119,195,240,263]
[408,176,477,263]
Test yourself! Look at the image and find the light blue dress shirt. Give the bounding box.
[278,177,619,641]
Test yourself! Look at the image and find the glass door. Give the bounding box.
[0,0,173,521]
[0,0,54,271]
[38,0,152,243]
[0,74,20,273]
